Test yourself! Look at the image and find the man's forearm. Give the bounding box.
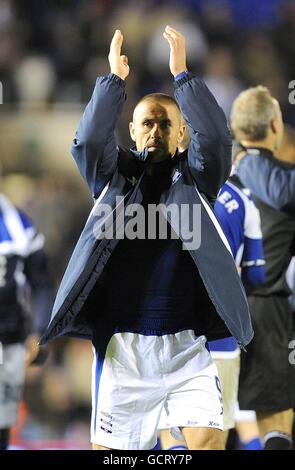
[71,73,126,196]
[73,73,126,147]
[174,73,230,145]
[71,28,129,197]
[175,73,231,197]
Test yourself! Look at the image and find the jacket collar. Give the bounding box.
[130,146,149,161]
[119,146,183,184]
[245,146,295,170]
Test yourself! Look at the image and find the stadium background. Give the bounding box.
[0,0,295,449]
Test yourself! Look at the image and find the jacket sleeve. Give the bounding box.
[71,73,126,199]
[237,154,295,215]
[174,73,232,199]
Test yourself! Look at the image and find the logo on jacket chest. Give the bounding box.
[172,169,182,185]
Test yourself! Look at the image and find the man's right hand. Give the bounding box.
[108,30,129,80]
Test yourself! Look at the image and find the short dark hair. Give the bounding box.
[137,93,180,111]
[133,93,181,122]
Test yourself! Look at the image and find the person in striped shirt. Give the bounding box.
[0,192,52,450]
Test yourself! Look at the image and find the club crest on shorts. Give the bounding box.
[100,411,113,434]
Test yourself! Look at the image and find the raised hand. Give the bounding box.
[108,30,130,80]
[163,25,187,77]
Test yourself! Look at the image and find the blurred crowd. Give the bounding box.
[1,0,295,449]
[1,0,295,126]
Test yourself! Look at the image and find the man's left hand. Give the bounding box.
[163,25,187,77]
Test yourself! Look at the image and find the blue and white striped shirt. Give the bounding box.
[209,176,265,355]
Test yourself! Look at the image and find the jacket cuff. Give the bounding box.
[175,70,189,81]
[174,71,195,88]
[105,73,127,87]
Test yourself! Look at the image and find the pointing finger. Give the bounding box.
[110,29,123,56]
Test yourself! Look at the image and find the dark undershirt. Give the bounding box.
[102,163,199,334]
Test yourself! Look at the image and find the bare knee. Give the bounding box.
[92,443,111,450]
[181,427,224,450]
[197,430,224,450]
[159,429,186,450]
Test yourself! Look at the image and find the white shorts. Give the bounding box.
[91,330,224,450]
[0,342,26,428]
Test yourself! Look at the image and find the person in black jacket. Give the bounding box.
[41,26,253,450]
[231,87,295,450]
[0,192,52,450]
[234,127,295,216]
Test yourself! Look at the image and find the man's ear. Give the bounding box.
[270,119,277,135]
[177,123,190,151]
[177,123,186,144]
[129,122,136,142]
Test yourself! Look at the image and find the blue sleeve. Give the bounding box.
[241,237,265,286]
[242,265,265,287]
[71,73,126,199]
[174,73,232,198]
[18,210,34,230]
[237,154,295,215]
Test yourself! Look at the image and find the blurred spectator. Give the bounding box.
[204,46,243,119]
[14,56,56,107]
[146,14,208,78]
[0,190,53,450]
